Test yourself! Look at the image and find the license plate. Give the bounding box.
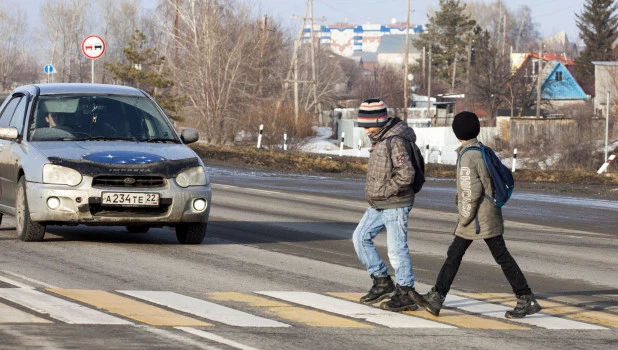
[101,192,160,206]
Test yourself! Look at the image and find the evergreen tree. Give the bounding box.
[413,0,478,87]
[106,30,185,121]
[575,0,618,80]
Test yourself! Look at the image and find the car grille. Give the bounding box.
[89,198,172,217]
[92,175,166,188]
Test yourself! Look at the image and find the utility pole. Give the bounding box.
[403,0,411,121]
[286,1,325,125]
[309,0,323,126]
[257,16,268,96]
[466,38,472,110]
[427,46,432,124]
[451,52,458,93]
[606,90,611,164]
[536,43,543,118]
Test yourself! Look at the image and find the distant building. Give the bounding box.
[303,22,424,57]
[375,35,422,67]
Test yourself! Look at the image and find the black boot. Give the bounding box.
[359,275,396,304]
[380,285,419,312]
[415,287,445,316]
[505,294,542,318]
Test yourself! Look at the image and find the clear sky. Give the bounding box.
[257,0,584,44]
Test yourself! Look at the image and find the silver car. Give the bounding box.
[0,83,211,244]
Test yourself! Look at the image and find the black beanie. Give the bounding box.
[452,111,480,140]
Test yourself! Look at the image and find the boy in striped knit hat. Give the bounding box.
[352,98,423,312]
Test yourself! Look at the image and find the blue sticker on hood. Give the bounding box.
[83,151,166,164]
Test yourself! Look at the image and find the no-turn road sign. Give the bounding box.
[81,35,106,59]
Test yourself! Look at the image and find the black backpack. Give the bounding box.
[386,136,426,193]
[458,143,514,207]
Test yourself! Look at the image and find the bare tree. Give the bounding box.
[161,0,276,144]
[39,0,90,83]
[0,6,37,89]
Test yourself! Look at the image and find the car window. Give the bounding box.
[0,95,24,128]
[29,94,179,142]
[9,96,28,133]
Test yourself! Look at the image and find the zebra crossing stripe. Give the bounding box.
[257,291,454,328]
[327,292,529,330]
[47,289,211,327]
[0,303,53,324]
[445,294,607,330]
[460,293,618,329]
[208,292,373,328]
[0,288,131,325]
[119,291,289,328]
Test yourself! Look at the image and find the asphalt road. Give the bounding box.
[0,165,616,349]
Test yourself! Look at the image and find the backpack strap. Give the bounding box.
[385,135,412,160]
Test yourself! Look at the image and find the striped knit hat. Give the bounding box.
[357,98,389,128]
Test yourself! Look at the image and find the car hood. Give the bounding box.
[32,141,198,163]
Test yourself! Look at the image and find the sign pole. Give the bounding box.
[81,34,106,84]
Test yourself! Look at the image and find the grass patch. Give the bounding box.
[191,144,618,186]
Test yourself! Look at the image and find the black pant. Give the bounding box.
[434,235,532,297]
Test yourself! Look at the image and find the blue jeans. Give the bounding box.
[352,206,415,287]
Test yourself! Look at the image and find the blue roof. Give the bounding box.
[541,62,587,100]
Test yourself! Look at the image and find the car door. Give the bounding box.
[0,93,29,209]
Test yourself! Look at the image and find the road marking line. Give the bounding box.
[257,291,454,328]
[119,291,289,328]
[208,292,372,328]
[328,292,529,330]
[47,289,211,327]
[0,303,54,324]
[0,270,58,289]
[0,288,131,325]
[176,327,261,350]
[461,292,618,329]
[445,294,607,330]
[0,275,36,289]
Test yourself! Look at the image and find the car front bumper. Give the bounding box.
[25,178,211,226]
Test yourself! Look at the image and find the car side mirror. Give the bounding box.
[181,128,199,144]
[0,127,19,140]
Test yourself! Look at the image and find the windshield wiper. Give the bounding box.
[140,138,178,143]
[72,136,138,141]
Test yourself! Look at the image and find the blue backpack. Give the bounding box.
[459,143,514,207]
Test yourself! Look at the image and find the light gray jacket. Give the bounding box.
[455,139,504,239]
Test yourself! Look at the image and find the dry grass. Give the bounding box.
[191,144,618,186]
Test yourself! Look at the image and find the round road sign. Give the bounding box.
[81,35,106,59]
[44,64,54,74]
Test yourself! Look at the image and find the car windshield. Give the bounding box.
[28,94,179,142]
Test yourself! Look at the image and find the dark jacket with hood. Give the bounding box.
[365,117,416,209]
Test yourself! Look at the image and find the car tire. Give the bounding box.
[125,225,150,233]
[175,223,207,244]
[16,177,46,242]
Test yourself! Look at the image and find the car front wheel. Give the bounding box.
[175,223,207,244]
[16,177,46,242]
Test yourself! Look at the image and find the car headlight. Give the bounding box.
[175,166,209,187]
[42,164,82,186]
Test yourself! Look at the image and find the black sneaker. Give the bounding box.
[416,287,445,316]
[359,275,396,304]
[505,294,542,318]
[380,285,419,312]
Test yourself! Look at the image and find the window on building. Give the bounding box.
[556,71,563,81]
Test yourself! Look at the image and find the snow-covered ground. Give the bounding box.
[300,126,370,158]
